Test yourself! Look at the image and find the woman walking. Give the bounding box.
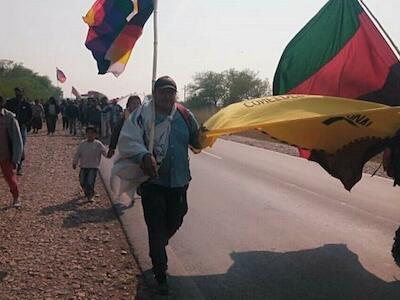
[31,99,44,133]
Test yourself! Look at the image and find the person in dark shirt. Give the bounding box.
[5,87,32,175]
[88,98,102,135]
[65,100,80,136]
[79,99,89,128]
[60,100,69,130]
[107,95,142,158]
[44,97,60,135]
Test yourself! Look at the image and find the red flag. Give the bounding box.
[274,0,400,102]
[71,86,81,99]
[273,0,400,189]
[56,68,67,83]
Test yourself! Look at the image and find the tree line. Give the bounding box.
[0,60,270,109]
[0,60,62,100]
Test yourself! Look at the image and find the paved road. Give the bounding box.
[101,139,400,299]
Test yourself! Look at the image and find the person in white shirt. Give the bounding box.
[73,126,107,202]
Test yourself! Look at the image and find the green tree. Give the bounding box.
[0,60,62,100]
[185,68,272,109]
[223,69,271,105]
[187,71,226,106]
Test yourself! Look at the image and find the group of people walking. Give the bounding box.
[60,97,124,138]
[1,76,202,296]
[0,87,126,207]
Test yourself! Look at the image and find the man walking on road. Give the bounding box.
[44,97,60,135]
[0,96,23,208]
[5,87,32,175]
[117,76,201,295]
[65,100,80,136]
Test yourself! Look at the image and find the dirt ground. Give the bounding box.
[0,128,151,300]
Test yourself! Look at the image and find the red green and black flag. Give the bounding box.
[273,0,400,105]
[273,0,400,190]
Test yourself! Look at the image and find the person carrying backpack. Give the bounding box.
[117,76,201,295]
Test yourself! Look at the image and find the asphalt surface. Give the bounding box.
[100,139,400,299]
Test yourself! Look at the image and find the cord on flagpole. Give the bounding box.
[358,0,400,60]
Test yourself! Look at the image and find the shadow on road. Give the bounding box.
[170,244,400,300]
[40,197,117,228]
[62,207,116,228]
[40,197,87,215]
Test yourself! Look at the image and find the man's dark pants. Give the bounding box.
[62,116,69,130]
[47,116,57,134]
[141,183,188,276]
[69,118,77,135]
[79,168,98,199]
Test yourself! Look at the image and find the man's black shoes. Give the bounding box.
[155,273,169,296]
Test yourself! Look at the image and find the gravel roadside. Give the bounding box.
[0,129,150,300]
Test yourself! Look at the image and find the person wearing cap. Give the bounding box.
[117,76,201,295]
[5,87,32,175]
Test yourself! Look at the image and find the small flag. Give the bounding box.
[84,0,154,77]
[56,68,67,83]
[71,86,81,99]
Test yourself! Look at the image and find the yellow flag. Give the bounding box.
[201,95,400,154]
[199,95,400,190]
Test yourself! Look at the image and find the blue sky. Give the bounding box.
[0,0,399,99]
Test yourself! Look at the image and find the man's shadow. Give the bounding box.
[40,197,125,228]
[169,244,400,300]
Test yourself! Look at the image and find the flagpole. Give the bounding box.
[152,0,159,90]
[56,76,60,100]
[55,68,61,101]
[149,0,158,154]
[358,0,400,59]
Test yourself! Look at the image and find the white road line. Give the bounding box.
[219,139,393,182]
[202,151,222,160]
